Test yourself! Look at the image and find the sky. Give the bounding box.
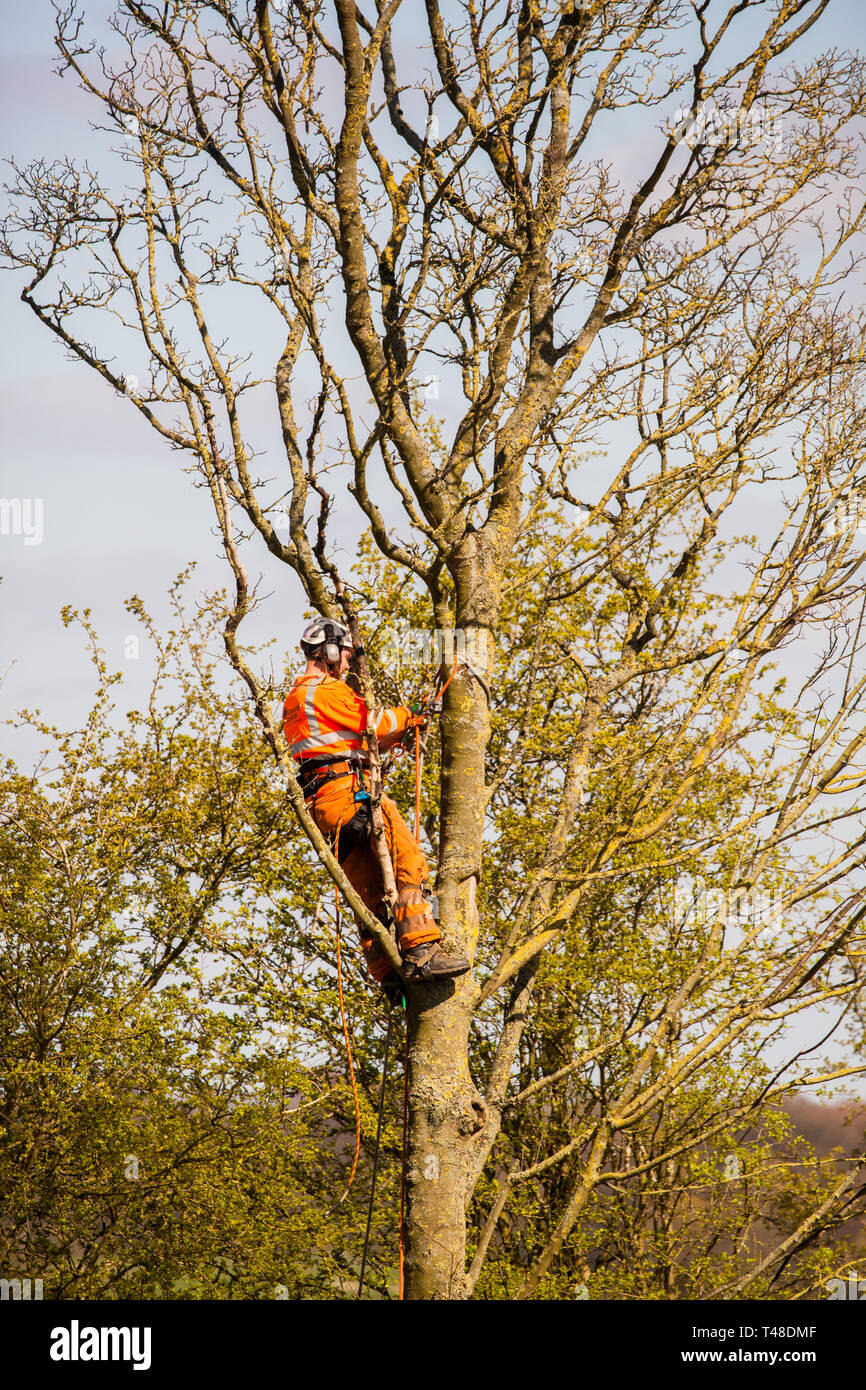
[1,1,865,1091]
[1,0,862,759]
[0,1,226,750]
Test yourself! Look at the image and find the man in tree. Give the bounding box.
[283,618,470,994]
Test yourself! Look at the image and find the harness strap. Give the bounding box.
[296,751,370,799]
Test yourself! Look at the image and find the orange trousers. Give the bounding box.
[308,776,440,981]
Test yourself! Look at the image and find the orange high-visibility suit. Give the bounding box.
[283,673,440,981]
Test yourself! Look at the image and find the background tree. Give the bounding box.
[0,594,399,1298]
[2,570,863,1300]
[3,0,866,1297]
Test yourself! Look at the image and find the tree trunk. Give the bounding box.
[403,625,491,1299]
[403,981,483,1298]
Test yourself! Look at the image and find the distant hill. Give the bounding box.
[783,1097,866,1157]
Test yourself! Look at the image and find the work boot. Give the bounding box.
[400,942,470,984]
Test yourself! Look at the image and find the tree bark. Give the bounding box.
[403,647,490,1298]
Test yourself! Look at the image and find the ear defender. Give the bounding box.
[324,624,340,664]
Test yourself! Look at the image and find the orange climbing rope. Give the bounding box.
[329,816,362,1212]
[436,658,461,705]
[400,716,425,1298]
[414,724,422,842]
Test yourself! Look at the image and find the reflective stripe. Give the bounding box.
[291,729,363,754]
[304,679,324,738]
[291,677,361,753]
[284,673,381,762]
[291,734,326,755]
[371,707,397,735]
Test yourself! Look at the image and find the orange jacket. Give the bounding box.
[283,674,411,761]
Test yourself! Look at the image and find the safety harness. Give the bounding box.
[297,749,373,864]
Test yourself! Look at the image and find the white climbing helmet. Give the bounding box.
[300,618,354,664]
